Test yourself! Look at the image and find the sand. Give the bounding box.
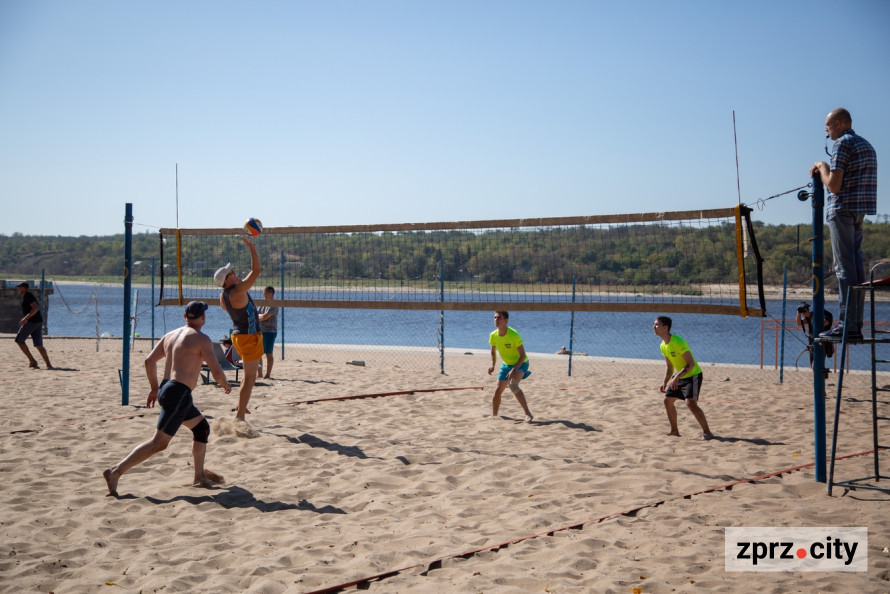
[1,337,888,593]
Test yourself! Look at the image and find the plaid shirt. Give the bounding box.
[827,129,878,220]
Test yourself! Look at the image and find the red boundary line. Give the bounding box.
[7,413,153,434]
[283,386,484,406]
[4,387,484,435]
[305,447,884,594]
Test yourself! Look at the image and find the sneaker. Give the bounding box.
[818,326,864,341]
[818,326,845,340]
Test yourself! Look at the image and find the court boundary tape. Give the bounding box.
[7,413,153,434]
[283,385,484,406]
[304,447,886,594]
[4,386,484,434]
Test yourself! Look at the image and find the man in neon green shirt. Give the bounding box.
[654,316,713,440]
[488,310,534,423]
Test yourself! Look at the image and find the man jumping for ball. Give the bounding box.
[215,236,263,421]
[103,301,231,496]
[653,316,713,440]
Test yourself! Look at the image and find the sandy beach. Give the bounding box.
[1,336,888,593]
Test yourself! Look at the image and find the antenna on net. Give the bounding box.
[733,110,749,256]
[733,110,742,205]
[175,163,179,229]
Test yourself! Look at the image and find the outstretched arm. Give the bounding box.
[226,238,262,309]
[238,237,262,291]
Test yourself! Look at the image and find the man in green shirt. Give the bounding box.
[488,310,534,423]
[653,316,713,440]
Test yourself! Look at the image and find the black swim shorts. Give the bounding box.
[15,321,44,347]
[156,379,201,436]
[665,372,703,400]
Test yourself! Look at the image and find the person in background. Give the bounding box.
[15,282,53,370]
[257,286,279,379]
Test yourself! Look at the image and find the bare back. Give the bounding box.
[153,325,214,390]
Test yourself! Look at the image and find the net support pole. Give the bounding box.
[176,229,183,305]
[150,257,156,350]
[40,269,47,335]
[439,260,445,375]
[280,251,285,361]
[780,266,787,384]
[122,203,133,406]
[568,274,576,377]
[810,177,827,483]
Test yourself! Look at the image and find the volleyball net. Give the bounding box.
[158,205,765,317]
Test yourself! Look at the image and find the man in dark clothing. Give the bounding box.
[15,282,53,369]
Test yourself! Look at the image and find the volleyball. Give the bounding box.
[244,217,263,237]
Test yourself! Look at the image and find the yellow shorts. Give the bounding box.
[231,333,264,363]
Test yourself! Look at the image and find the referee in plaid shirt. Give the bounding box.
[809,107,877,342]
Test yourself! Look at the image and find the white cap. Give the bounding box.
[214,263,233,287]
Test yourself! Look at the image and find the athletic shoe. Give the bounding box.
[818,326,864,341]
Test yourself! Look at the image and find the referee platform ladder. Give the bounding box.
[827,269,890,496]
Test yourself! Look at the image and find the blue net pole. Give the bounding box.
[811,178,826,482]
[280,251,285,361]
[122,203,133,406]
[780,267,787,383]
[568,274,576,377]
[150,257,156,350]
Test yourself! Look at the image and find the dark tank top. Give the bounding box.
[222,289,260,335]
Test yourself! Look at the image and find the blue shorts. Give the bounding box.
[262,331,277,354]
[156,379,201,437]
[15,321,44,347]
[666,373,703,400]
[498,360,531,382]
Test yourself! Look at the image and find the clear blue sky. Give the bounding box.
[1,0,887,237]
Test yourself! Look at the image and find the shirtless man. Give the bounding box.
[214,236,263,421]
[103,301,231,496]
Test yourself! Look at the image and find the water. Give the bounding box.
[44,283,889,370]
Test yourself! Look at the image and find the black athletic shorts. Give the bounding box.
[15,321,44,347]
[156,379,201,436]
[665,372,703,400]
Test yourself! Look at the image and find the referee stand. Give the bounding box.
[827,265,890,495]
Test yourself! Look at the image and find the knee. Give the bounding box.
[149,439,169,453]
[191,418,210,443]
[508,382,522,395]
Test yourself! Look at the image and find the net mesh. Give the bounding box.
[159,207,765,317]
